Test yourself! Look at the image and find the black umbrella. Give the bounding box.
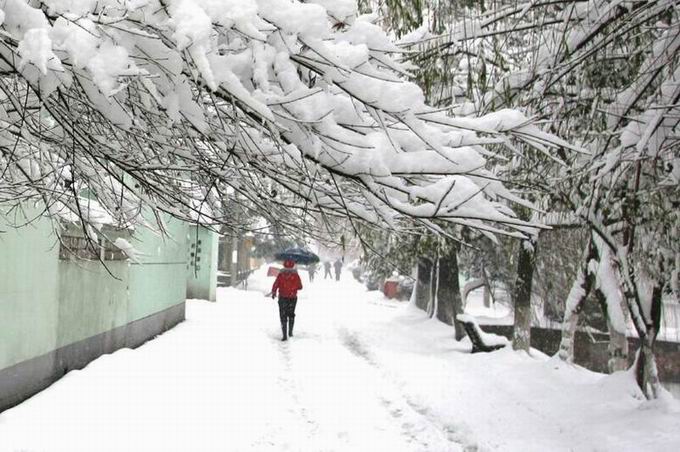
[274,247,320,266]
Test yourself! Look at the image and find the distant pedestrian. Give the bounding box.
[323,261,332,279]
[271,260,303,341]
[308,263,317,282]
[333,258,343,281]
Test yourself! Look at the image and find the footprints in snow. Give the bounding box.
[339,328,374,364]
[273,325,476,451]
[274,337,320,436]
[340,328,473,451]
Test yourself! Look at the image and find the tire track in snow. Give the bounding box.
[338,328,473,452]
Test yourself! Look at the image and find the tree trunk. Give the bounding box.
[230,233,240,287]
[595,289,629,372]
[436,245,465,339]
[635,282,663,397]
[621,161,660,398]
[635,339,660,398]
[603,241,663,398]
[428,256,438,318]
[482,265,491,308]
[512,239,537,351]
[610,245,662,398]
[415,257,433,311]
[221,240,230,271]
[558,238,596,362]
[589,235,630,372]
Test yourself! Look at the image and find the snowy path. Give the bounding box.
[1,270,679,452]
[0,273,461,452]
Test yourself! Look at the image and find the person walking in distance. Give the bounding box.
[333,258,343,281]
[307,262,317,282]
[323,261,332,279]
[271,260,303,341]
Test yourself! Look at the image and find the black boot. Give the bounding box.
[288,317,295,337]
[281,322,288,341]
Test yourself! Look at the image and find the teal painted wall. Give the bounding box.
[56,259,129,348]
[0,205,224,394]
[129,217,189,320]
[0,210,193,373]
[0,210,60,370]
[186,225,218,301]
[0,207,219,412]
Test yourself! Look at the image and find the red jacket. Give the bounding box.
[272,269,303,299]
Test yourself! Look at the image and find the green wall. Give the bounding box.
[57,259,129,348]
[0,210,192,371]
[0,210,60,370]
[186,225,218,301]
[129,217,189,319]
[0,207,224,412]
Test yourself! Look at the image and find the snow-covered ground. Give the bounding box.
[1,268,678,452]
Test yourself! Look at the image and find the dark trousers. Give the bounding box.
[278,297,297,338]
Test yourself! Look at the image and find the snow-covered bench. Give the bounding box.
[457,314,508,353]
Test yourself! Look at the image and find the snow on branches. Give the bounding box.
[0,0,569,237]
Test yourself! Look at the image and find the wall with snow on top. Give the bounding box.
[0,209,192,412]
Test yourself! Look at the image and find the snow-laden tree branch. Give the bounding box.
[0,0,572,238]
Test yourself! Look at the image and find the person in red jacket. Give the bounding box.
[271,259,303,341]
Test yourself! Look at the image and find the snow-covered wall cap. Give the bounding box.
[50,197,135,231]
